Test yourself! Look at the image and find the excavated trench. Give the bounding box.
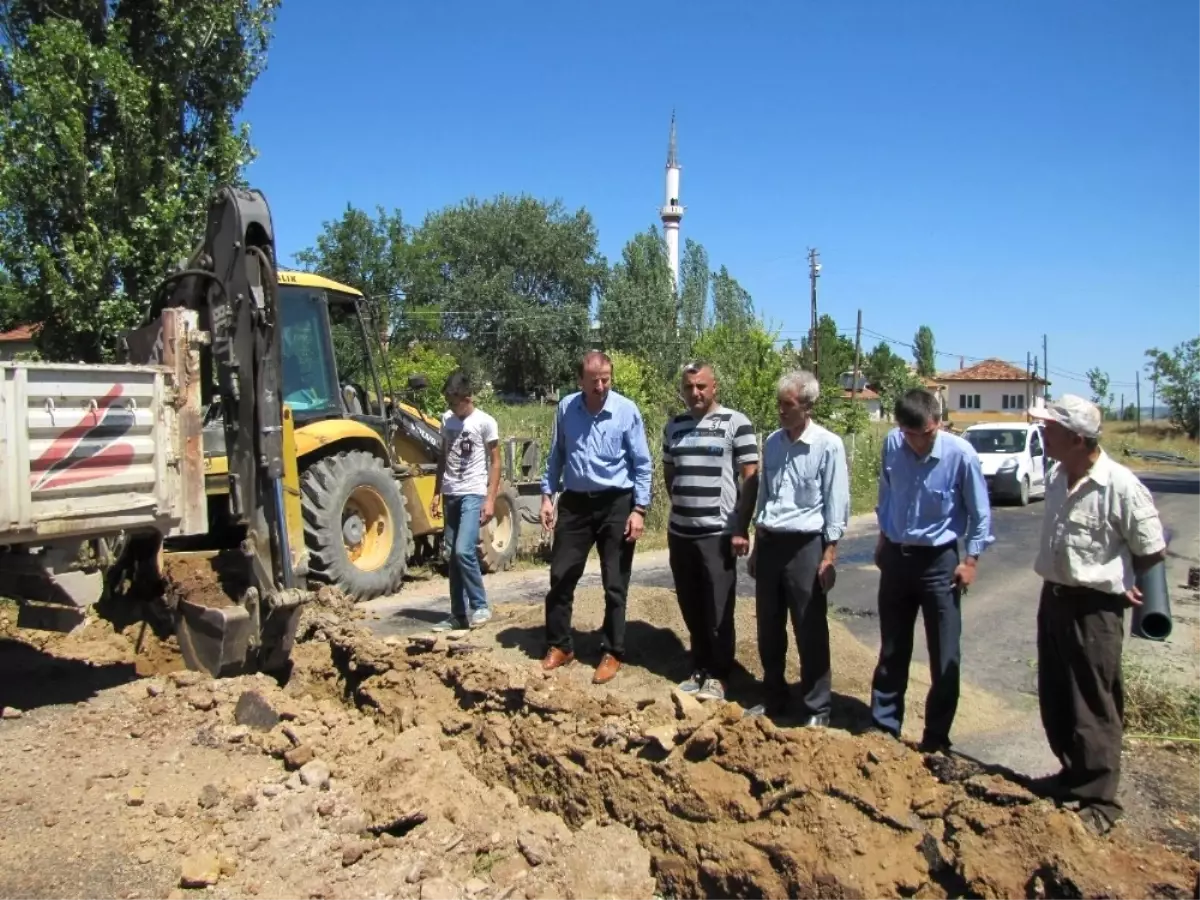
[298,611,1199,900]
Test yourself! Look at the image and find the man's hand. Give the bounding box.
[480,498,495,525]
[817,546,837,592]
[874,535,885,569]
[731,535,751,557]
[624,510,645,543]
[953,558,978,592]
[539,496,556,532]
[430,495,442,520]
[747,545,758,579]
[1122,585,1144,607]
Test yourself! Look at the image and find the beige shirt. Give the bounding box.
[1034,450,1166,595]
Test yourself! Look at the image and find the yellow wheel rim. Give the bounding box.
[490,500,513,554]
[341,486,394,571]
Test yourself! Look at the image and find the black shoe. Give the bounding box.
[918,735,953,755]
[1077,804,1119,837]
[801,712,831,728]
[1026,770,1069,800]
[865,722,899,740]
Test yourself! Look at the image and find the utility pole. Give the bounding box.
[808,248,821,379]
[1032,356,1039,413]
[851,309,862,463]
[1151,371,1157,422]
[1120,392,1125,421]
[1136,370,1141,433]
[1042,334,1049,402]
[1026,352,1032,411]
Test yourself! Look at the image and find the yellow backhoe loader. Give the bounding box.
[180,270,543,601]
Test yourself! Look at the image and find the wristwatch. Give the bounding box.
[633,505,647,516]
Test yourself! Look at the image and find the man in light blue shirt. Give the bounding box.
[539,350,654,685]
[746,370,849,725]
[871,388,992,753]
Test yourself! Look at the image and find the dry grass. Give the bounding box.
[1105,420,1199,468]
[1123,658,1200,742]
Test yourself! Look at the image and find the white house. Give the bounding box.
[937,358,1048,421]
[0,325,35,361]
[837,371,884,421]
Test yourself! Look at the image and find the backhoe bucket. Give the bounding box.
[175,598,255,678]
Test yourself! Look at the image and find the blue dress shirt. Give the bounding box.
[754,421,850,542]
[540,390,654,508]
[876,428,993,558]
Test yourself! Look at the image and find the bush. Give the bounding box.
[388,344,461,417]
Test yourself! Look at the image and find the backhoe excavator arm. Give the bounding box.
[125,186,308,675]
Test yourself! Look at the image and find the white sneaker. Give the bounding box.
[431,616,469,633]
[696,678,726,702]
[469,607,492,627]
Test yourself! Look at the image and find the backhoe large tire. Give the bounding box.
[480,481,521,574]
[302,451,409,601]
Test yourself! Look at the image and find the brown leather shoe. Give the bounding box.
[541,647,574,671]
[592,653,620,684]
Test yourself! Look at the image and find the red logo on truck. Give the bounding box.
[30,384,136,491]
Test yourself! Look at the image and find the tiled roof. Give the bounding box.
[843,387,880,401]
[937,358,1047,383]
[0,325,35,342]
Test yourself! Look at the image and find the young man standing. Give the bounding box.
[431,370,501,631]
[747,370,849,724]
[871,388,991,752]
[539,351,654,684]
[662,361,759,702]
[1028,395,1166,834]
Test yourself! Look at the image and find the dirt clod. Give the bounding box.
[179,852,221,888]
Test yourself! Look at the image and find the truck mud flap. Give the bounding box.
[175,599,255,678]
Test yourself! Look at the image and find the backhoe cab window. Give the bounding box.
[279,287,341,417]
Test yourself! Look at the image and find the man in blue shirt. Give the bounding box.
[747,370,850,724]
[539,351,654,684]
[871,388,991,752]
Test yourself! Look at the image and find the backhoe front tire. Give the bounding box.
[480,482,521,574]
[302,451,409,601]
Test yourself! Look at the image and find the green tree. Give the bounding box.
[0,0,280,361]
[691,322,784,431]
[1085,367,1111,415]
[293,204,420,339]
[407,195,604,395]
[387,343,461,417]
[913,325,937,377]
[710,265,754,334]
[678,238,709,345]
[863,340,908,389]
[798,314,855,387]
[1145,339,1199,439]
[598,227,677,377]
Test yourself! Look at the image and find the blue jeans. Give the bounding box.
[444,494,487,618]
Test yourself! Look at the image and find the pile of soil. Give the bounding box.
[161,553,250,610]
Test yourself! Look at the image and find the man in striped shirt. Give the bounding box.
[662,360,760,702]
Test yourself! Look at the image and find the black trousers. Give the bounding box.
[544,490,635,658]
[1037,582,1126,815]
[754,530,831,716]
[668,533,737,680]
[870,540,961,745]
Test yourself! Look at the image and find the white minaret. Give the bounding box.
[660,111,684,293]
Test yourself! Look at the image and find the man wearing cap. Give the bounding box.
[1028,394,1166,834]
[870,388,992,753]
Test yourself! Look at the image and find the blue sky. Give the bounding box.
[242,0,1198,400]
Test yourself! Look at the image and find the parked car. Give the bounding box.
[961,422,1048,506]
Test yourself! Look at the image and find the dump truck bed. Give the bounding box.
[0,312,206,547]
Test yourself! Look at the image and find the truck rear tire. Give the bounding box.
[480,482,521,573]
[302,451,409,601]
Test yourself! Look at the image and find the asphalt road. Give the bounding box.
[363,468,1199,776]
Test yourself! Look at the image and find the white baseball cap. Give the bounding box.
[1029,393,1102,439]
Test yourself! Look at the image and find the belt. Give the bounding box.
[565,487,632,499]
[885,537,956,555]
[1045,581,1116,599]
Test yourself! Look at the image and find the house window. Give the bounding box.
[958,393,981,410]
[1003,394,1026,410]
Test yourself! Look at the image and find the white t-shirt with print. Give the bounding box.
[440,408,499,496]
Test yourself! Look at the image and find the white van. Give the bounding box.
[961,422,1048,506]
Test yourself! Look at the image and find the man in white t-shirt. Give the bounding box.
[430,370,501,631]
